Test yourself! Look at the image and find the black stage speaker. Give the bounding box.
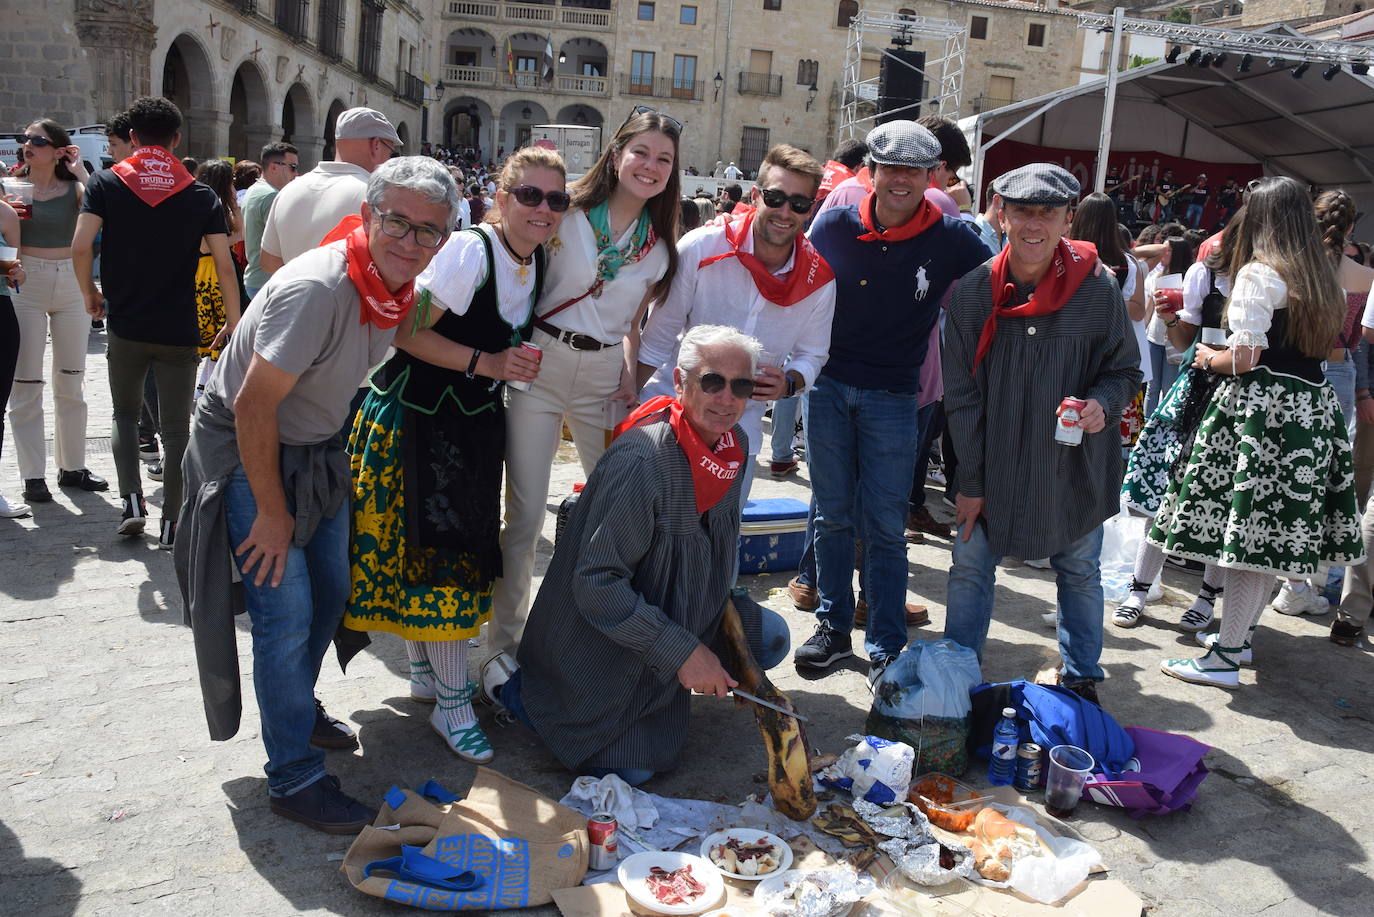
[877,49,925,124]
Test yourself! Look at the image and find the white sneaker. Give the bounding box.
[0,493,31,518]
[1196,631,1253,665]
[479,650,518,708]
[1271,581,1331,617]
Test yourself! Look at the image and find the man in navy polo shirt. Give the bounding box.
[795,121,990,683]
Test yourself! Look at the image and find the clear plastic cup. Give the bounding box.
[1044,744,1094,819]
[3,179,33,219]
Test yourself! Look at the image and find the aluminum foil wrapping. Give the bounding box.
[878,838,976,886]
[756,869,878,917]
[851,799,934,843]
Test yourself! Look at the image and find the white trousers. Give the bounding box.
[491,326,624,653]
[9,257,88,479]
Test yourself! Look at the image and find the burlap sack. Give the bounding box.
[342,767,589,910]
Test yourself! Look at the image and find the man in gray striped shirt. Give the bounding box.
[941,164,1141,705]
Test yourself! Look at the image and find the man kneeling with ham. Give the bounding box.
[483,324,791,785]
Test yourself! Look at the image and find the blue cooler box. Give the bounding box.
[738,497,809,573]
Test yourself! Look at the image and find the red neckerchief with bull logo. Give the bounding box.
[340,223,416,331]
[111,147,193,207]
[696,210,834,307]
[973,237,1098,374]
[613,395,743,514]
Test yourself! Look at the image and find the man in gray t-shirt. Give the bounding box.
[180,157,465,835]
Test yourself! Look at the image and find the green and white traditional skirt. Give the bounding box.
[1147,367,1364,577]
[1122,368,1195,517]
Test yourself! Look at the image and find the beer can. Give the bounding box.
[507,341,543,392]
[1014,743,1044,792]
[1055,396,1087,446]
[587,812,619,870]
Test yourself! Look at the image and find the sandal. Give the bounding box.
[409,659,437,703]
[1195,631,1253,665]
[1112,596,1144,628]
[1179,585,1222,632]
[429,682,494,763]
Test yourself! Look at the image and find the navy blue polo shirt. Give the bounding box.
[809,204,991,393]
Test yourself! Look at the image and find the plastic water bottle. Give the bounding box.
[988,707,1019,786]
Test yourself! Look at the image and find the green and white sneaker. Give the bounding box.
[1160,646,1242,688]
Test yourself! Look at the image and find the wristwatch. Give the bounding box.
[1203,353,1216,373]
[784,374,798,399]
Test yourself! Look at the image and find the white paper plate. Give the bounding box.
[698,828,793,880]
[617,850,725,915]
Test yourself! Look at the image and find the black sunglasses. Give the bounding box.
[623,105,683,134]
[508,184,571,212]
[758,187,814,214]
[20,135,54,147]
[693,370,755,399]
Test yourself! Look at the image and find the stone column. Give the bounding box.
[243,124,281,162]
[293,136,327,172]
[75,0,157,121]
[185,109,233,161]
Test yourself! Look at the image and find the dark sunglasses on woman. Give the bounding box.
[758,187,814,214]
[20,135,54,147]
[623,105,683,134]
[509,185,571,212]
[692,370,756,399]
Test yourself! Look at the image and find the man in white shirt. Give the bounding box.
[723,161,743,180]
[637,144,836,505]
[258,108,401,273]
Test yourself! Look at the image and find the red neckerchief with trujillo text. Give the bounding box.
[613,395,743,514]
[855,191,941,243]
[111,146,193,207]
[697,210,834,307]
[338,223,416,330]
[972,238,1098,374]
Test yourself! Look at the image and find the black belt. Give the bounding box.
[534,320,614,352]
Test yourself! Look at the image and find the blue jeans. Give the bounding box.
[796,497,817,587]
[501,606,790,786]
[909,400,944,512]
[944,522,1106,682]
[1144,343,1180,418]
[1185,203,1204,229]
[1325,357,1358,443]
[806,376,920,658]
[770,393,805,463]
[224,466,351,797]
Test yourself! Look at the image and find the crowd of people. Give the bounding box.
[2,96,1369,836]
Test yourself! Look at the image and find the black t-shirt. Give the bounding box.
[1189,185,1209,206]
[83,169,225,346]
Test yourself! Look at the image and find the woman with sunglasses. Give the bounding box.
[483,108,680,672]
[343,147,567,763]
[0,197,29,516]
[7,119,106,505]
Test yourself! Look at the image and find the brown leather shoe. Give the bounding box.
[788,575,819,611]
[907,506,951,539]
[854,600,930,627]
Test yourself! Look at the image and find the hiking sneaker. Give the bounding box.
[1160,647,1241,688]
[269,774,376,835]
[1330,620,1364,646]
[1196,631,1253,665]
[1112,594,1145,628]
[1271,581,1330,617]
[157,518,176,550]
[769,459,799,478]
[117,493,148,536]
[0,493,31,518]
[479,650,518,708]
[146,461,163,482]
[793,620,853,670]
[310,699,358,750]
[866,654,896,691]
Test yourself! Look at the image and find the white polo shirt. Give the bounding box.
[260,161,371,264]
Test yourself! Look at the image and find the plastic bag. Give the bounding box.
[816,735,915,805]
[1099,506,1147,603]
[866,640,981,777]
[970,804,1100,904]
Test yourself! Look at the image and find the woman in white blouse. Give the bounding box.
[484,108,682,669]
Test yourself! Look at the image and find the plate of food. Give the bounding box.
[699,828,792,880]
[618,851,725,915]
[754,868,873,917]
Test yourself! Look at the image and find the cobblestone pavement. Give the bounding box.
[2,327,1372,916]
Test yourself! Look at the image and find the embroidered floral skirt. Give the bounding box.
[1122,369,1195,517]
[344,383,503,641]
[1147,368,1364,577]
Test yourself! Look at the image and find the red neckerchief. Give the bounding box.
[342,224,416,330]
[111,147,193,207]
[697,210,834,307]
[321,214,364,246]
[819,161,855,195]
[973,238,1098,373]
[1195,229,1223,262]
[854,166,873,191]
[613,395,743,514]
[856,191,941,243]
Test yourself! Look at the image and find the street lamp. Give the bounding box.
[805,81,818,111]
[424,79,446,103]
[713,71,724,101]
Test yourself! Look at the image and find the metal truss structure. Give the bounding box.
[1076,10,1374,67]
[838,11,965,140]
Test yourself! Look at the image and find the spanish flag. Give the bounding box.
[506,38,514,76]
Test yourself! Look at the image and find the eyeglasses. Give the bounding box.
[691,370,755,399]
[272,160,299,172]
[623,105,683,134]
[758,187,814,214]
[20,135,54,148]
[374,210,447,249]
[508,184,571,212]
[377,139,400,158]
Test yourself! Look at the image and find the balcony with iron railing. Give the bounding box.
[969,94,1013,114]
[620,73,704,101]
[441,66,609,95]
[738,72,782,96]
[397,70,426,105]
[275,0,309,42]
[442,0,612,30]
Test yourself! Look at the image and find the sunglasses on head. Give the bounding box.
[758,187,814,214]
[623,105,683,134]
[692,370,756,399]
[20,135,54,147]
[508,184,571,212]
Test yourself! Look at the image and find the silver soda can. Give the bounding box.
[1055,396,1087,446]
[506,341,543,392]
[1014,742,1044,791]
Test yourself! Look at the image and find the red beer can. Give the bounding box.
[507,341,543,392]
[1055,396,1087,446]
[588,812,619,870]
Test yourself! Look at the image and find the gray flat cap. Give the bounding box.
[865,120,941,170]
[335,107,402,146]
[992,163,1080,206]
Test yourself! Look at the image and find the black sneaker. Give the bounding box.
[90,318,104,331]
[22,478,52,503]
[57,468,109,491]
[158,518,176,550]
[1061,678,1101,707]
[310,698,359,750]
[146,461,164,482]
[139,438,160,463]
[117,493,148,536]
[793,620,853,670]
[866,654,897,691]
[269,774,376,834]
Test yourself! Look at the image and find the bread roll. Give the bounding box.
[968,808,1052,881]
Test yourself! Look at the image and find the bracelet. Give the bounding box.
[785,375,797,399]
[1203,353,1215,373]
[1360,393,1374,402]
[1163,316,1179,328]
[466,349,481,379]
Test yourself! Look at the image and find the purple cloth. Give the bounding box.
[1084,725,1211,817]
